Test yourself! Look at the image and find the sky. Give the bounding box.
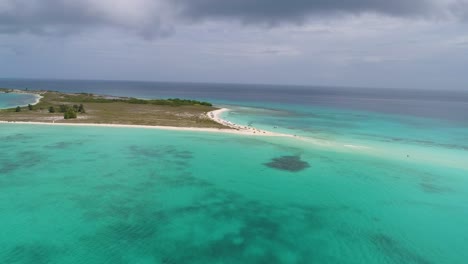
[0,0,467,89]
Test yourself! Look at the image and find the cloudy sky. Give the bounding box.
[1,0,467,89]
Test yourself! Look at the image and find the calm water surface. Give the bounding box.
[0,92,37,109]
[1,79,467,263]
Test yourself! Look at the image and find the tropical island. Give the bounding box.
[0,88,283,136]
[0,88,226,128]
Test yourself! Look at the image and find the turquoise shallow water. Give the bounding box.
[1,123,467,263]
[220,103,468,170]
[1,81,468,263]
[0,93,38,109]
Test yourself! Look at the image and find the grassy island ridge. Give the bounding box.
[0,89,227,128]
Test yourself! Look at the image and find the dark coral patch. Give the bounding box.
[264,155,310,172]
[371,234,432,264]
[2,244,60,264]
[45,141,82,149]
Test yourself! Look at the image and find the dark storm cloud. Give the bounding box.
[175,0,439,24]
[0,0,100,34]
[0,0,172,38]
[0,0,465,37]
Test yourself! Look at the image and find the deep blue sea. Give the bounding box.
[2,78,467,122]
[1,79,468,263]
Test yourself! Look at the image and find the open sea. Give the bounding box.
[1,79,468,263]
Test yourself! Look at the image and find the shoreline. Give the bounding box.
[0,120,286,137]
[0,108,291,137]
[5,106,463,170]
[32,93,43,105]
[207,108,291,137]
[1,89,286,137]
[0,92,368,149]
[0,90,44,107]
[0,107,292,137]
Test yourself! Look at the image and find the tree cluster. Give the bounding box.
[47,104,85,119]
[58,93,213,107]
[127,98,212,106]
[14,104,35,112]
[64,108,77,119]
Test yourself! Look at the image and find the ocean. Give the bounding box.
[1,79,467,263]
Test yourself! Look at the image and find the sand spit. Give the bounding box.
[207,108,291,137]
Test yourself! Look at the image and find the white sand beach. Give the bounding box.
[32,94,43,105]
[0,108,291,137]
[0,120,286,136]
[0,91,285,137]
[207,108,291,136]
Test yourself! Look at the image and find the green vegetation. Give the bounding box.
[64,108,77,119]
[127,98,213,106]
[57,104,79,119]
[59,104,68,113]
[71,104,86,113]
[0,88,12,93]
[56,104,85,119]
[0,90,226,129]
[59,93,213,106]
[15,106,21,112]
[28,104,33,110]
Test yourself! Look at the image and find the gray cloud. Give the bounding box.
[0,0,466,37]
[0,0,99,34]
[451,0,468,20]
[175,0,440,24]
[0,0,173,38]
